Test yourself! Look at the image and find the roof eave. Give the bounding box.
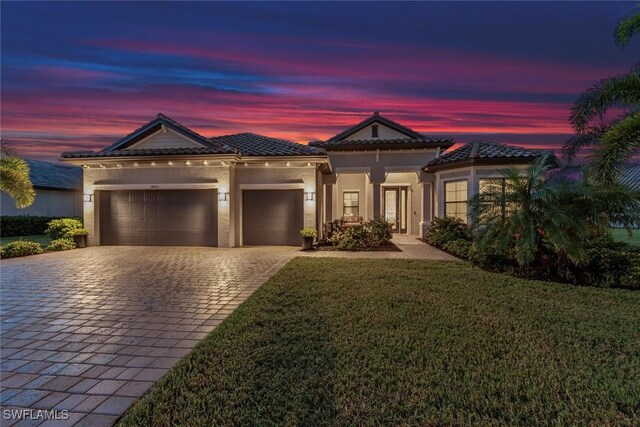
[423,157,540,173]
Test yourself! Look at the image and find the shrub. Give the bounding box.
[67,228,89,237]
[331,225,369,251]
[467,244,516,272]
[324,220,344,239]
[45,218,83,239]
[1,240,43,258]
[366,217,392,246]
[443,239,472,259]
[425,217,470,248]
[556,235,640,289]
[46,238,77,251]
[0,216,63,237]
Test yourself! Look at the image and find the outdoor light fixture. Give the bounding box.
[218,192,229,202]
[265,162,269,166]
[305,192,315,201]
[116,163,122,168]
[185,161,191,166]
[133,162,139,167]
[83,194,93,202]
[82,164,88,169]
[99,164,106,168]
[151,162,156,166]
[168,161,173,166]
[286,161,290,167]
[221,161,226,166]
[244,162,248,166]
[203,160,208,165]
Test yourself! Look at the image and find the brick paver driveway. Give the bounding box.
[0,246,297,427]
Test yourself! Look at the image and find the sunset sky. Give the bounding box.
[1,2,637,160]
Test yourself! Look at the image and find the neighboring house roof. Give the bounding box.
[25,159,82,190]
[620,164,640,191]
[210,133,325,156]
[424,141,559,172]
[310,112,454,151]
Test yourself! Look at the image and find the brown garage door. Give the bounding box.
[242,189,303,246]
[99,190,217,246]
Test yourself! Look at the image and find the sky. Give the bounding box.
[1,1,638,160]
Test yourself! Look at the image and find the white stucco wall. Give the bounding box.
[1,189,82,217]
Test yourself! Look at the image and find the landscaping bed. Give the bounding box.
[119,258,640,426]
[314,240,401,252]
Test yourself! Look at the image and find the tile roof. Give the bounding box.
[310,137,453,151]
[620,164,640,191]
[210,133,325,156]
[25,159,82,190]
[424,141,556,171]
[61,147,234,159]
[327,112,425,141]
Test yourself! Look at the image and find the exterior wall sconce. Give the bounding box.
[305,192,315,201]
[219,192,229,202]
[83,194,93,202]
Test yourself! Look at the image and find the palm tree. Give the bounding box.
[0,143,35,208]
[469,154,640,267]
[562,7,640,183]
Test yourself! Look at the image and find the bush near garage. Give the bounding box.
[45,218,83,239]
[46,238,77,251]
[0,216,61,237]
[1,240,43,258]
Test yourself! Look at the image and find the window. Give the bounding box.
[343,192,359,217]
[444,180,468,222]
[371,125,379,138]
[479,178,506,195]
[479,178,511,218]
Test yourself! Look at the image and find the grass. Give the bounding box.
[0,235,51,248]
[119,258,640,426]
[612,228,640,246]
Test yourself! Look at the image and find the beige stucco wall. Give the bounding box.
[1,189,82,217]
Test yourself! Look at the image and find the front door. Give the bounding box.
[384,187,407,233]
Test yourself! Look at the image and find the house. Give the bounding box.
[0,159,82,217]
[60,112,554,246]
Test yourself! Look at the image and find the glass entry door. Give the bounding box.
[383,187,407,233]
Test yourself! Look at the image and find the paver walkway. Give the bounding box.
[0,246,297,426]
[0,237,452,426]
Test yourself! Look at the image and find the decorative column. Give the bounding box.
[372,182,381,218]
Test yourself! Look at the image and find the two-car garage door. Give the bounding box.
[99,190,218,246]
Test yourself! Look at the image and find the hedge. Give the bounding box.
[0,216,81,237]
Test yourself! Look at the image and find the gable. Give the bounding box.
[124,127,206,150]
[343,122,411,140]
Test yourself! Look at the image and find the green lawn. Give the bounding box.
[0,235,51,248]
[612,228,640,246]
[119,258,640,426]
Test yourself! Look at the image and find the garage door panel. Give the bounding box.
[100,190,217,246]
[243,189,303,246]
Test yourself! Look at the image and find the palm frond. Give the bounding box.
[569,70,640,133]
[615,8,640,47]
[589,111,640,183]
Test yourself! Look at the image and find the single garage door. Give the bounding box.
[99,190,217,246]
[242,189,303,246]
